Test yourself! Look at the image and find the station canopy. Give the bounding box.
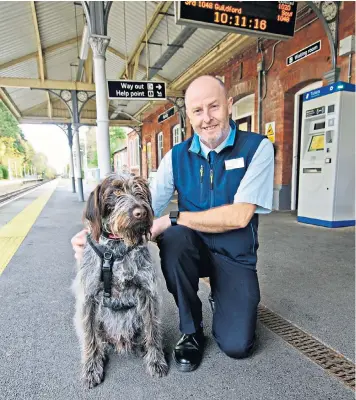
[0,1,306,127]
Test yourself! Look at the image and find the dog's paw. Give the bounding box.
[83,362,105,389]
[147,359,169,378]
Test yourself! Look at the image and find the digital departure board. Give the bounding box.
[175,1,298,40]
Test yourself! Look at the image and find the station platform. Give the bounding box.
[0,179,354,400]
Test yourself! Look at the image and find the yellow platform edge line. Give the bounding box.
[0,182,57,275]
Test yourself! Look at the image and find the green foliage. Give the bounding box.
[0,100,56,180]
[110,127,126,141]
[84,127,127,168]
[0,165,8,179]
[109,127,126,164]
[85,127,98,168]
[44,166,56,179]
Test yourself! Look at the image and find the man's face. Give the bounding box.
[186,78,233,148]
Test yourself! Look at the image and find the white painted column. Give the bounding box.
[66,124,76,193]
[73,124,84,201]
[69,144,76,192]
[89,34,111,180]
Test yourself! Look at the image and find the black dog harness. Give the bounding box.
[86,234,136,311]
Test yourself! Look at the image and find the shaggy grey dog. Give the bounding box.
[72,173,168,388]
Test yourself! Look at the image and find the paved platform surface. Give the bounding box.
[0,179,354,400]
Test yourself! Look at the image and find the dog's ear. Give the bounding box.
[83,184,102,242]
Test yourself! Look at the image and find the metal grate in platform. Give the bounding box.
[257,305,355,391]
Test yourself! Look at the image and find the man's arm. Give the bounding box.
[233,139,274,213]
[151,139,274,239]
[149,150,175,217]
[177,202,256,232]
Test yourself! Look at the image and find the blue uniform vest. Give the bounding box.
[172,120,266,269]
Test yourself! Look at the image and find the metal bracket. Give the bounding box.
[167,96,186,139]
[167,44,184,49]
[142,40,163,47]
[158,12,175,17]
[307,1,339,82]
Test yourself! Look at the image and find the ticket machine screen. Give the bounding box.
[308,134,324,152]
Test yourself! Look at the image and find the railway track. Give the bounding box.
[0,180,48,205]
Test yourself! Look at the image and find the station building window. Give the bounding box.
[146,142,152,175]
[157,132,163,165]
[172,124,182,146]
[130,136,139,168]
[232,94,255,132]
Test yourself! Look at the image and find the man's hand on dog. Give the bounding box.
[150,215,170,241]
[71,229,88,261]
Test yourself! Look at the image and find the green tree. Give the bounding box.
[0,101,57,180]
[32,152,48,175]
[0,101,28,178]
[85,127,98,168]
[109,127,126,165]
[83,127,127,168]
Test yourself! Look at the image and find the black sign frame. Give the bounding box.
[107,80,166,101]
[158,106,176,123]
[286,40,321,66]
[175,1,297,41]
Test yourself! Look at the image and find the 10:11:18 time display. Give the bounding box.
[214,11,267,31]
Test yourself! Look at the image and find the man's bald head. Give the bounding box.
[185,75,227,106]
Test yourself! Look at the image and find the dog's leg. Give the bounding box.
[76,298,106,388]
[142,297,168,377]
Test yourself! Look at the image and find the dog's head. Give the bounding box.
[83,173,154,245]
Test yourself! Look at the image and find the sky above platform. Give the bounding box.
[21,124,76,173]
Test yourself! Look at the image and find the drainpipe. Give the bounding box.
[257,40,264,134]
[348,54,352,83]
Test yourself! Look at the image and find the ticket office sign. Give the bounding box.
[175,1,297,40]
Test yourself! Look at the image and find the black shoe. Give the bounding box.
[173,330,205,372]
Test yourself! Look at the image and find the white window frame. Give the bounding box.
[232,94,255,132]
[134,136,139,167]
[157,132,163,165]
[172,124,182,146]
[129,136,139,168]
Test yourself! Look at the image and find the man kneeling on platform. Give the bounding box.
[72,75,274,372]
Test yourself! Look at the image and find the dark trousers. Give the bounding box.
[157,225,260,359]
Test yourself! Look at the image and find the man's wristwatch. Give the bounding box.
[169,211,180,226]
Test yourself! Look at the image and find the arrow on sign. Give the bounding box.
[156,84,162,90]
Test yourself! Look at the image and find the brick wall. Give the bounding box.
[141,2,355,208]
[214,1,355,192]
[141,103,180,179]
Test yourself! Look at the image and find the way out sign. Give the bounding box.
[265,121,275,143]
[107,80,166,100]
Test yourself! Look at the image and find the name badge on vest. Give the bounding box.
[225,157,245,170]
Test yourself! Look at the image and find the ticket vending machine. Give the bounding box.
[297,81,355,228]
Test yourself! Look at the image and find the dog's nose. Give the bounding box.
[132,207,147,219]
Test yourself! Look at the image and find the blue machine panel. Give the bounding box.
[303,81,356,102]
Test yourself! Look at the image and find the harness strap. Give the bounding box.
[87,234,104,259]
[86,234,138,311]
[87,234,114,307]
[102,252,113,303]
